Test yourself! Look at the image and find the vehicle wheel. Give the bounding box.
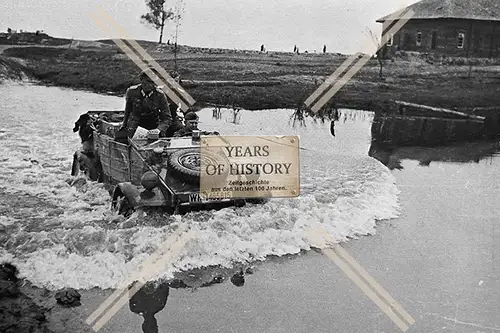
[112,187,135,217]
[245,198,268,205]
[167,149,228,184]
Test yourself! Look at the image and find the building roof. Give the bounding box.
[376,0,500,22]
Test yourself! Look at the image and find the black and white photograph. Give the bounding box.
[1,0,500,332]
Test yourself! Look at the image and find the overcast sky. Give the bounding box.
[1,0,418,54]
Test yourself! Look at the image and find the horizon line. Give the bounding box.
[2,34,372,57]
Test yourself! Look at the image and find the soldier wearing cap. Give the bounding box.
[121,68,174,137]
[173,112,199,137]
[173,112,219,137]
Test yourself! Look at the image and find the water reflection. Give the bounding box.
[129,270,246,333]
[129,281,170,333]
[329,109,340,137]
[368,108,500,169]
[369,139,500,170]
[230,270,245,287]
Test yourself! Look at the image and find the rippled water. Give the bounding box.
[0,82,400,290]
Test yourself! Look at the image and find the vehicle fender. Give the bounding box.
[113,182,141,209]
[113,182,168,209]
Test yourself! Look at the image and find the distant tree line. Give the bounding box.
[6,28,45,35]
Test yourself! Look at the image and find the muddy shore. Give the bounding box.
[0,259,260,333]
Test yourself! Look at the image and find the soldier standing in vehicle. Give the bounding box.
[121,68,173,137]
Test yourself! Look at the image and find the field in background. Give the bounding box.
[2,39,500,111]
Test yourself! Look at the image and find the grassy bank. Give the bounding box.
[0,55,30,81]
[3,41,500,112]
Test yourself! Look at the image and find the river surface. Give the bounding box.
[0,82,399,290]
[0,82,497,295]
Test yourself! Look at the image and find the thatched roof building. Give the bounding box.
[376,0,500,58]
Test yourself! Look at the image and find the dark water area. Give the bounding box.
[368,105,500,169]
[369,139,500,170]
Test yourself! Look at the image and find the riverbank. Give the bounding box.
[0,259,253,333]
[0,56,29,81]
[2,41,500,111]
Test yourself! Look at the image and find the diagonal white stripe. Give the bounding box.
[95,7,196,107]
[324,248,410,331]
[113,39,191,113]
[334,245,416,325]
[304,53,360,107]
[89,11,191,112]
[310,9,414,113]
[304,223,415,331]
[85,223,191,327]
[126,38,196,105]
[304,5,418,108]
[91,281,144,331]
[310,52,373,114]
[91,230,195,331]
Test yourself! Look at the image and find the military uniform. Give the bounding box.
[173,127,193,137]
[122,84,173,136]
[173,128,219,137]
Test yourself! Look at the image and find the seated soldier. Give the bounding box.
[173,112,219,137]
[173,112,199,137]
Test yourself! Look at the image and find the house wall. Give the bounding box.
[381,18,500,58]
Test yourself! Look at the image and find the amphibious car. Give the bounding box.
[71,110,261,216]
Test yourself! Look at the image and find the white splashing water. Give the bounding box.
[0,82,400,290]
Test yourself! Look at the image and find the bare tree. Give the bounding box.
[365,27,386,80]
[141,0,174,45]
[170,0,186,73]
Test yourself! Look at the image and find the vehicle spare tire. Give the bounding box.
[167,148,229,185]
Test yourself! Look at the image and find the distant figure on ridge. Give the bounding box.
[323,45,327,54]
